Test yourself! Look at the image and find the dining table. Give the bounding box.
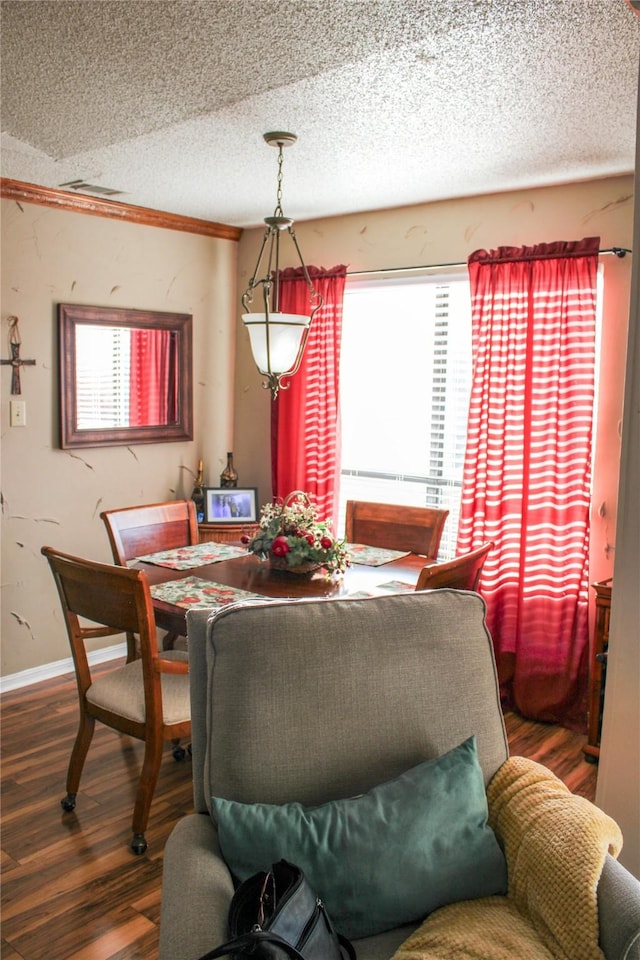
[132,541,431,637]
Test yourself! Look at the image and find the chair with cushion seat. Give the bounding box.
[345,500,449,559]
[158,593,640,960]
[42,545,191,855]
[101,499,199,656]
[415,541,494,592]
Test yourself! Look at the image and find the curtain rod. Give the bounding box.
[346,247,632,278]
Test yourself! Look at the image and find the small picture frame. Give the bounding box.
[204,487,258,524]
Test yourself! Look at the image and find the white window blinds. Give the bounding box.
[338,275,472,559]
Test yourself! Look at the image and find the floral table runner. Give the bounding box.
[376,579,415,592]
[346,543,411,566]
[136,541,247,569]
[149,576,265,610]
[346,581,415,599]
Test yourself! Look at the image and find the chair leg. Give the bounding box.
[125,631,139,662]
[61,712,95,811]
[130,734,164,855]
[162,632,178,651]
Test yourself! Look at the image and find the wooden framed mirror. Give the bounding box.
[58,303,193,449]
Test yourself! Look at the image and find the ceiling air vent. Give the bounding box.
[58,179,124,197]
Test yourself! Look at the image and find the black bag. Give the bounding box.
[197,859,356,960]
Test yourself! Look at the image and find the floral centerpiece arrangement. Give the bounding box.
[243,491,351,576]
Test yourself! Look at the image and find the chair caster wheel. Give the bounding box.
[61,793,76,812]
[131,833,147,855]
[172,745,186,761]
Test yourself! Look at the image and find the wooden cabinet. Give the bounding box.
[198,522,258,545]
[583,578,612,763]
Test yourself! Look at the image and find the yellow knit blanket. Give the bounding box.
[392,756,622,960]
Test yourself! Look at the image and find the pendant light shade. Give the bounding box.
[241,312,310,376]
[241,132,322,399]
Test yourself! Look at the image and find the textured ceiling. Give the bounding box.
[1,0,639,228]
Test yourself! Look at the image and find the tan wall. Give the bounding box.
[1,199,237,677]
[596,134,640,876]
[235,174,634,585]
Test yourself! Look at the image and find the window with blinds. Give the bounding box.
[338,274,472,559]
[75,325,131,429]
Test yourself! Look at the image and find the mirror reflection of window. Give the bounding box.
[75,325,131,429]
[74,325,178,429]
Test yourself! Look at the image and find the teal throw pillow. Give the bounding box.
[211,735,507,940]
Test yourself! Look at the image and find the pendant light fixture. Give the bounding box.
[241,132,323,399]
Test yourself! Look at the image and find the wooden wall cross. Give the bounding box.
[1,316,36,395]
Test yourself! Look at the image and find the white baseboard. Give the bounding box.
[0,642,128,694]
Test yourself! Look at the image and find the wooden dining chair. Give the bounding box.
[415,541,494,592]
[345,500,449,559]
[101,499,199,655]
[101,499,199,566]
[41,546,191,855]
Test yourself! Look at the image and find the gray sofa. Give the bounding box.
[159,592,640,960]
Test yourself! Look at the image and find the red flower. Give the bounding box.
[271,536,291,557]
[305,533,315,546]
[320,536,333,550]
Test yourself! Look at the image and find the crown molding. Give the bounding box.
[0,178,242,241]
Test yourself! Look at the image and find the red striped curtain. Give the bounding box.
[271,265,347,525]
[458,238,599,730]
[129,328,176,426]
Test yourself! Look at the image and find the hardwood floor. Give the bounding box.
[1,663,597,960]
[504,709,597,801]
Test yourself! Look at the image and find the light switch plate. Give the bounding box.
[10,399,26,426]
